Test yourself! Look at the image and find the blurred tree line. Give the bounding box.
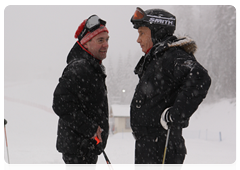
[106,5,236,105]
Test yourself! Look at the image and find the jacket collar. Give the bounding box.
[134,36,177,77]
[66,41,102,65]
[134,36,197,77]
[66,42,106,76]
[168,36,197,54]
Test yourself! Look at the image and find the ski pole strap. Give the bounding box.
[94,136,100,145]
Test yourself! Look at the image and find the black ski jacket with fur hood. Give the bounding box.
[130,36,211,137]
[52,42,109,154]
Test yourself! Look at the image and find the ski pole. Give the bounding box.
[102,151,114,170]
[4,119,10,164]
[95,137,114,170]
[162,128,170,164]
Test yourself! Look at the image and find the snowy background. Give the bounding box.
[4,79,238,170]
[2,3,238,170]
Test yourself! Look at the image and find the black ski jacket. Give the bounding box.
[52,42,109,154]
[131,36,211,137]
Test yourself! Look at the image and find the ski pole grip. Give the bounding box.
[94,136,100,145]
[4,119,7,126]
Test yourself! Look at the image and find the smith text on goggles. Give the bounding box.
[131,7,176,27]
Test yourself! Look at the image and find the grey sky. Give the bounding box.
[4,5,174,81]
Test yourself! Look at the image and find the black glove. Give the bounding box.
[80,139,104,156]
[93,140,104,155]
[161,107,191,130]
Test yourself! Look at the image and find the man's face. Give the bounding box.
[84,32,109,61]
[137,26,153,53]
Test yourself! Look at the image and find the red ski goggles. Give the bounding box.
[131,7,148,22]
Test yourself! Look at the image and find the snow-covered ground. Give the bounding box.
[3,79,237,170]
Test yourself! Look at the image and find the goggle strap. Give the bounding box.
[78,26,88,40]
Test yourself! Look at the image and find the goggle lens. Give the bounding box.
[132,8,145,20]
[86,15,101,31]
[78,15,106,41]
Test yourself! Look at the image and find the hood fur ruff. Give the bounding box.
[168,36,197,54]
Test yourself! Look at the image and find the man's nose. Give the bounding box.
[103,40,108,48]
[137,36,141,43]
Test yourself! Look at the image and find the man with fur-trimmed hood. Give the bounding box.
[130,7,211,164]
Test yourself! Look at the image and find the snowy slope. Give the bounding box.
[4,79,236,166]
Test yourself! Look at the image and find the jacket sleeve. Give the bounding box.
[169,57,211,124]
[52,60,98,138]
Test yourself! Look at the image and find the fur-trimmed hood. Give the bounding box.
[168,36,197,54]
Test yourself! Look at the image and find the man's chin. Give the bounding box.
[100,55,107,60]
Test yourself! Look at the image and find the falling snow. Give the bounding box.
[4,80,235,166]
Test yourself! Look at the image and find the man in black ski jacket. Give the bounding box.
[52,15,109,164]
[130,7,211,164]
